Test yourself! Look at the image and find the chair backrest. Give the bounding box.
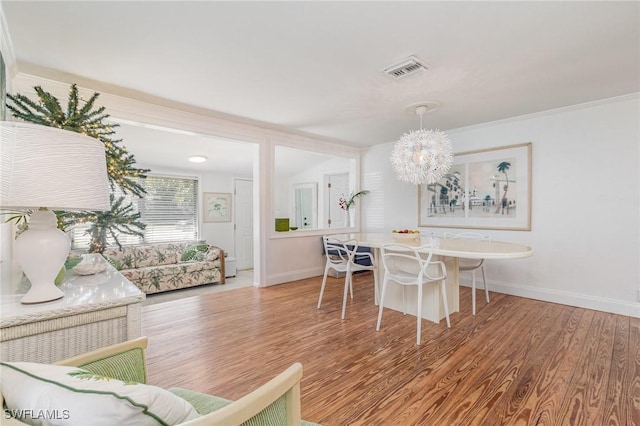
[323,236,358,266]
[182,363,303,426]
[444,232,491,241]
[381,243,441,284]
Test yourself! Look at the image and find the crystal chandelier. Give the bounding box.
[390,105,453,185]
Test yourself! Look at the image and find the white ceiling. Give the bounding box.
[110,120,257,175]
[2,1,639,174]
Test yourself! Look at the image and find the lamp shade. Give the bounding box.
[1,121,111,304]
[0,121,110,211]
[390,128,453,185]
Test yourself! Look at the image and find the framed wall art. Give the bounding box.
[203,192,232,223]
[418,142,532,231]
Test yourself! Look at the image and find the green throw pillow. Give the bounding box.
[106,257,123,271]
[180,243,209,262]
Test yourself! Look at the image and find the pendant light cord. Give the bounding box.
[416,105,427,130]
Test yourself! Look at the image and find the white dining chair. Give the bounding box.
[376,243,450,345]
[444,232,490,315]
[318,235,378,320]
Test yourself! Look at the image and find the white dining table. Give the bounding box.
[331,232,533,323]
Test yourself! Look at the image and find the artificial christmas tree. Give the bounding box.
[5,84,149,252]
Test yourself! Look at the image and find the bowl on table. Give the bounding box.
[391,230,421,242]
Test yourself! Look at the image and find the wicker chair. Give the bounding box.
[0,337,319,426]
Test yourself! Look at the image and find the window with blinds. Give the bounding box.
[140,176,198,243]
[71,175,199,250]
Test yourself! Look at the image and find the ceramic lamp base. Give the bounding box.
[15,209,70,304]
[20,282,65,304]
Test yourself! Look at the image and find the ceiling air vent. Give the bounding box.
[383,56,430,79]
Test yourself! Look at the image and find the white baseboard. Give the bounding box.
[459,278,640,318]
[264,269,640,318]
[266,267,324,287]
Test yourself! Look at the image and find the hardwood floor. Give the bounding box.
[142,272,640,425]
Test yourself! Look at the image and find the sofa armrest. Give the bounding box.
[209,246,226,284]
[179,363,303,426]
[55,337,149,384]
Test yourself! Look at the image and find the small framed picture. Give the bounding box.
[203,192,232,223]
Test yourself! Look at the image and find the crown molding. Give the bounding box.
[448,92,640,135]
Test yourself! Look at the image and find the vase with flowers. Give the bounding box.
[339,190,370,227]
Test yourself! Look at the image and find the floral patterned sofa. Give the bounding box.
[101,241,225,294]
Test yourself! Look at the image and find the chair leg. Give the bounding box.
[373,268,379,306]
[471,270,477,315]
[341,272,352,320]
[416,284,423,345]
[440,280,451,328]
[482,266,489,303]
[349,274,354,299]
[402,286,407,315]
[317,265,330,309]
[376,278,389,331]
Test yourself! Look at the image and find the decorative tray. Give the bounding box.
[73,262,108,276]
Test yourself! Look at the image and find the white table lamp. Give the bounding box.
[0,121,110,304]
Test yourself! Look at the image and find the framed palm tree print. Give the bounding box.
[418,142,532,231]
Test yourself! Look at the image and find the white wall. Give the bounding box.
[200,171,252,257]
[273,176,291,219]
[362,94,640,317]
[275,156,351,227]
[128,164,249,259]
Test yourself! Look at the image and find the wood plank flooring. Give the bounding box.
[141,272,640,425]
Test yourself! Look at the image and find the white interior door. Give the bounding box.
[234,178,253,270]
[326,173,349,228]
[293,183,317,229]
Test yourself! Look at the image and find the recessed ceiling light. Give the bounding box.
[188,155,208,163]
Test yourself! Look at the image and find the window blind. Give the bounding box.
[140,176,198,243]
[71,175,198,250]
